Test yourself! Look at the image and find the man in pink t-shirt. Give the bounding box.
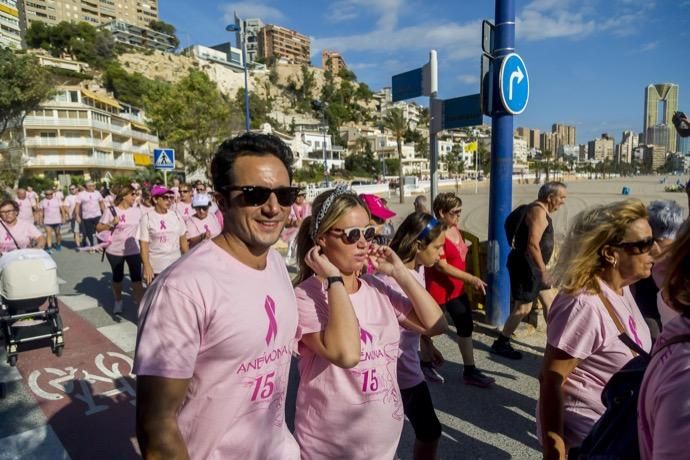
[75,181,104,249]
[15,188,36,224]
[62,185,82,248]
[134,133,301,459]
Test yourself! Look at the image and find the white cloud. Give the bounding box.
[457,74,479,85]
[221,2,285,24]
[639,41,660,52]
[326,0,404,29]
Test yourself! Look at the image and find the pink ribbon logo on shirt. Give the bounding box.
[204,224,209,233]
[360,328,373,345]
[4,233,11,241]
[628,316,643,348]
[264,296,278,345]
[119,215,126,223]
[159,220,167,230]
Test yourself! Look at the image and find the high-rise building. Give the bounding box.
[322,50,346,75]
[643,83,679,153]
[258,24,310,66]
[231,14,263,65]
[0,0,21,48]
[641,145,666,172]
[515,127,540,149]
[678,136,690,155]
[19,0,159,29]
[618,130,639,163]
[552,123,576,157]
[540,131,555,154]
[588,133,615,162]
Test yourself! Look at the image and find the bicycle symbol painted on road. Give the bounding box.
[27,351,135,416]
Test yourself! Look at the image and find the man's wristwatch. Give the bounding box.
[324,276,344,290]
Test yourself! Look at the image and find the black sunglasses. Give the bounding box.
[225,185,300,207]
[612,237,655,254]
[330,226,377,244]
[194,206,209,211]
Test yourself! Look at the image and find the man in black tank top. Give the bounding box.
[491,182,567,360]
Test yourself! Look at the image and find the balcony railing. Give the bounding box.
[25,155,136,168]
[23,117,158,143]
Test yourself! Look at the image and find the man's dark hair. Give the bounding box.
[211,133,294,192]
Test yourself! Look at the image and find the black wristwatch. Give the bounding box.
[324,276,344,290]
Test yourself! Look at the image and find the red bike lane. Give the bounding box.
[14,301,140,459]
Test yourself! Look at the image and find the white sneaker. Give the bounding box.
[113,300,123,314]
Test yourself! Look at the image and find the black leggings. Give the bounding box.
[106,253,143,283]
[82,216,100,246]
[443,295,473,338]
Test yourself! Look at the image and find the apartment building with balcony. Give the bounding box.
[13,85,159,180]
[0,0,20,48]
[257,24,310,65]
[100,18,176,52]
[19,0,158,29]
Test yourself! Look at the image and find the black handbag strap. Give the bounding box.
[0,219,21,250]
[598,292,650,360]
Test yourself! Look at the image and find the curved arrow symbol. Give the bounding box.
[509,65,524,101]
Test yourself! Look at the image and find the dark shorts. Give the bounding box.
[105,253,142,283]
[401,381,442,442]
[45,223,61,231]
[507,251,550,303]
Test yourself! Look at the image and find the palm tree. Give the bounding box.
[383,107,407,203]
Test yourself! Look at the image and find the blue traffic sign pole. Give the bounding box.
[487,0,515,327]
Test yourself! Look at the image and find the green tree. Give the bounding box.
[148,20,180,49]
[103,62,168,108]
[383,108,408,203]
[145,70,239,178]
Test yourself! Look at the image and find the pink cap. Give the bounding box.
[360,193,396,220]
[151,185,172,198]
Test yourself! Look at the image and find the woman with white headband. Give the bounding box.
[292,186,447,459]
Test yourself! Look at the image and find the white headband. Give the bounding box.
[310,185,354,241]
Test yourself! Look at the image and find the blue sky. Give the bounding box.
[160,0,690,145]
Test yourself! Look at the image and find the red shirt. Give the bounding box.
[425,229,468,305]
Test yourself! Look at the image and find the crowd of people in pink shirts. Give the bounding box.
[2,127,690,459]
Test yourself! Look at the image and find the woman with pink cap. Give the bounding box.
[96,185,144,314]
[185,193,221,249]
[138,185,188,284]
[360,193,396,246]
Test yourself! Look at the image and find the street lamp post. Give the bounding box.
[225,19,250,132]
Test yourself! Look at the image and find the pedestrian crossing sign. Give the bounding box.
[153,148,175,170]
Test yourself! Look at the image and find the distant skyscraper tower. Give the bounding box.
[644,83,679,153]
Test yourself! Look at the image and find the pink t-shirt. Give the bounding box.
[378,268,426,390]
[638,314,690,460]
[78,191,103,219]
[185,214,221,240]
[175,201,194,222]
[138,209,186,274]
[134,243,300,460]
[99,206,142,256]
[294,274,413,460]
[16,197,35,223]
[0,220,43,253]
[39,197,63,225]
[539,279,652,448]
[63,194,78,219]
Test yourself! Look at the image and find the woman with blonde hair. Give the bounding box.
[638,220,690,459]
[292,186,446,459]
[539,199,655,459]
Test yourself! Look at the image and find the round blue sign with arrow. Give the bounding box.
[498,53,529,115]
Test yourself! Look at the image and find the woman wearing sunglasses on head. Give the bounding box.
[539,199,655,460]
[292,186,447,460]
[382,212,447,460]
[138,185,188,285]
[185,193,222,249]
[424,192,493,387]
[95,185,144,314]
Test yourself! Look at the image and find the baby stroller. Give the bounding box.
[0,249,64,367]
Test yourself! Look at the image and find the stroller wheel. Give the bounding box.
[53,345,63,357]
[7,354,17,367]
